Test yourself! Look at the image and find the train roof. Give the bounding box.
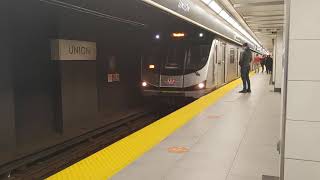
[142,0,262,53]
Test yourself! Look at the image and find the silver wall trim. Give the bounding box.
[280,0,291,179]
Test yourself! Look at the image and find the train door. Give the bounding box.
[225,45,231,82]
[216,42,225,86]
[237,48,240,77]
[238,49,243,77]
[213,42,217,86]
[222,43,227,83]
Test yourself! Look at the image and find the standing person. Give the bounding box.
[266,55,273,74]
[239,43,252,93]
[253,54,261,73]
[260,55,266,73]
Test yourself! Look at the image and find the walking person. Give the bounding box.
[253,54,261,73]
[260,55,266,73]
[239,43,252,93]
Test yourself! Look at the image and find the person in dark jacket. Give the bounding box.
[266,55,273,74]
[239,43,252,93]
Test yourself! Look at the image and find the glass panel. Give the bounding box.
[230,48,235,64]
[185,45,210,73]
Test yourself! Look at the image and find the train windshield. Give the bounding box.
[144,46,162,71]
[162,42,187,75]
[143,31,213,76]
[185,45,210,73]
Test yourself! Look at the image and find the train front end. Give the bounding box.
[141,30,214,99]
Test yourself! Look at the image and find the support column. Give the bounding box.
[283,0,320,179]
[0,0,16,153]
[272,38,276,84]
[274,31,284,92]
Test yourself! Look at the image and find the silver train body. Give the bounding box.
[140,0,260,99]
[141,39,257,99]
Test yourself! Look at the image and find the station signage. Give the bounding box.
[51,39,96,61]
[107,73,120,83]
[178,0,191,12]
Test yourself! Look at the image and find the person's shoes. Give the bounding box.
[239,90,247,93]
[247,89,252,93]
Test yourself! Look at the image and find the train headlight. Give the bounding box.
[142,82,148,87]
[198,83,205,89]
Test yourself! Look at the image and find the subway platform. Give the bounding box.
[47,74,280,180]
[112,74,280,180]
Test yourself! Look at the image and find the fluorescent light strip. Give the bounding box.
[200,0,263,51]
[208,1,222,13]
[201,0,212,4]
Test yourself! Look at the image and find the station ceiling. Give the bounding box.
[222,0,284,52]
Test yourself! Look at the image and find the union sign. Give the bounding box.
[51,39,97,61]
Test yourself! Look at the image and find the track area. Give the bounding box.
[1,103,181,180]
[46,75,248,180]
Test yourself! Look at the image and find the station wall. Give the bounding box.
[284,0,320,179]
[0,0,148,165]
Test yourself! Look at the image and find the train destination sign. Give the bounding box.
[51,39,97,61]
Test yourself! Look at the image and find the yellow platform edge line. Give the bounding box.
[47,74,254,180]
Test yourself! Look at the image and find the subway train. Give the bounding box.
[140,0,261,100]
[140,31,259,99]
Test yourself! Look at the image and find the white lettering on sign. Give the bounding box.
[51,39,96,61]
[178,0,191,12]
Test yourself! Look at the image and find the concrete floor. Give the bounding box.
[111,74,281,180]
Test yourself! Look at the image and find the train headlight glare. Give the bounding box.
[142,82,147,87]
[149,64,155,69]
[198,83,205,89]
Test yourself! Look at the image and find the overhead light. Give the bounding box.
[208,1,222,14]
[199,33,204,37]
[201,0,212,4]
[149,64,155,69]
[226,17,238,28]
[155,34,160,39]
[200,0,263,51]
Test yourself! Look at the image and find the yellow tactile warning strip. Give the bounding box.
[47,75,252,180]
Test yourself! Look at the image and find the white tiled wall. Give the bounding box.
[285,159,320,180]
[287,81,320,121]
[289,0,320,39]
[284,0,320,179]
[288,40,320,81]
[285,120,320,161]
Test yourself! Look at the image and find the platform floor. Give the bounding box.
[111,74,281,180]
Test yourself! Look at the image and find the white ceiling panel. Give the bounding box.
[218,0,284,52]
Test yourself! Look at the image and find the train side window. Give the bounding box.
[230,48,235,64]
[215,44,218,64]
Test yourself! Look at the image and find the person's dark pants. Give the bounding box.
[241,67,251,91]
[267,65,272,74]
